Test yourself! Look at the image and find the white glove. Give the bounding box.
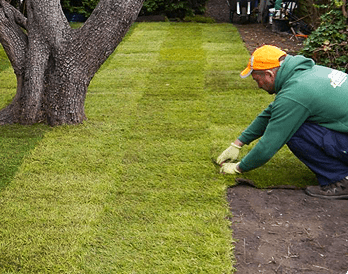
[216,143,241,165]
[220,162,241,175]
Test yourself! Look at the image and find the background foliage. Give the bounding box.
[60,0,99,18]
[139,0,209,18]
[295,0,331,29]
[58,0,208,19]
[300,0,348,72]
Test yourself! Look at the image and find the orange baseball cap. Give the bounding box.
[240,45,287,78]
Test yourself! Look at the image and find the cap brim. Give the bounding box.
[240,67,253,78]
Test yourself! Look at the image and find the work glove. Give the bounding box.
[216,143,241,165]
[220,162,241,175]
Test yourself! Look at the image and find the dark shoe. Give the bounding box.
[305,176,348,199]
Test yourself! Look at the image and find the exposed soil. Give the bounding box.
[205,2,348,273]
[228,182,348,273]
[234,22,304,55]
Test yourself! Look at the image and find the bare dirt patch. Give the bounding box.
[235,23,304,55]
[228,184,348,273]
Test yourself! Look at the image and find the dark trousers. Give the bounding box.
[287,123,348,186]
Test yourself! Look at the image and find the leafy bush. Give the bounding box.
[183,15,215,23]
[140,0,208,19]
[60,0,208,20]
[295,0,331,29]
[60,0,99,18]
[300,0,348,71]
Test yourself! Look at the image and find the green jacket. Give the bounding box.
[238,55,348,172]
[274,0,282,10]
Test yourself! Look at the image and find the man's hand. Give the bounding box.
[220,162,241,174]
[216,143,241,164]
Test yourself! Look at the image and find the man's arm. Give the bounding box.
[239,98,310,172]
[238,103,273,145]
[216,104,272,165]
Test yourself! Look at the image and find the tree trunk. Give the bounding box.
[343,0,347,18]
[0,0,144,126]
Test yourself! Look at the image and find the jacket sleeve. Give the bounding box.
[239,97,311,172]
[238,103,272,145]
[274,0,282,10]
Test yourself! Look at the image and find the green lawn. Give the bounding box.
[0,22,313,273]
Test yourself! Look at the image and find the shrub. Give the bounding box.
[295,0,331,29]
[183,15,215,23]
[140,0,208,19]
[300,0,348,71]
[60,0,99,18]
[60,0,208,20]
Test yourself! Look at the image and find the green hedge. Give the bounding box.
[60,0,208,20]
[300,0,348,71]
[60,0,99,18]
[140,0,209,18]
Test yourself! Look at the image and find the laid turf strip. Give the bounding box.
[0,22,313,273]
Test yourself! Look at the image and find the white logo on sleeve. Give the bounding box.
[328,70,347,88]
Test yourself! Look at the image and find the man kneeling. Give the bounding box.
[217,45,348,199]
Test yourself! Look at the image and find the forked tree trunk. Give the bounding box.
[0,0,144,126]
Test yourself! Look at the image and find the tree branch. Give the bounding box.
[342,0,347,18]
[0,0,27,75]
[76,0,145,79]
[4,0,27,28]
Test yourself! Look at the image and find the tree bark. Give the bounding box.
[343,0,347,18]
[0,0,144,126]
